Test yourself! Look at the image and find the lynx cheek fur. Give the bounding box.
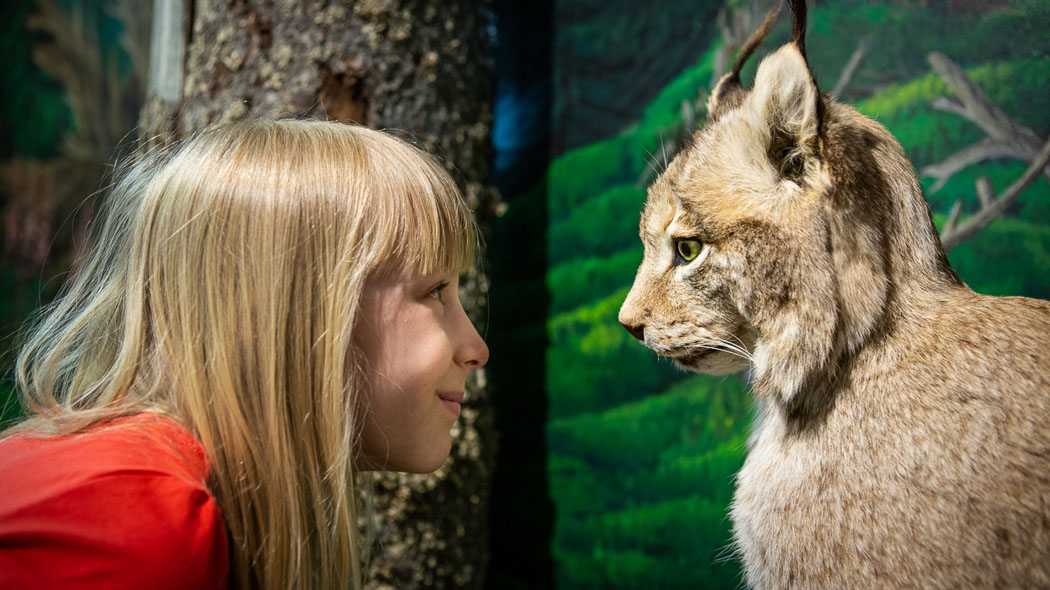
[618,2,1050,588]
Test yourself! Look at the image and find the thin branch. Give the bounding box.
[943,199,963,236]
[831,36,871,98]
[920,137,1021,194]
[926,51,1050,251]
[941,135,1050,251]
[927,52,1050,183]
[974,176,994,209]
[930,96,968,119]
[928,53,1036,147]
[711,0,773,87]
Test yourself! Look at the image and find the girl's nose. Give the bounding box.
[454,310,489,370]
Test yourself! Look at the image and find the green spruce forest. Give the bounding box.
[493,1,1050,587]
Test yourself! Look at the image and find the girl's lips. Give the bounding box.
[438,391,464,418]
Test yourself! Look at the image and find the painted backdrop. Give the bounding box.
[489,0,1050,588]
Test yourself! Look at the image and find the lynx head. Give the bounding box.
[618,0,959,410]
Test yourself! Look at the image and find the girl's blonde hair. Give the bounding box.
[10,119,478,590]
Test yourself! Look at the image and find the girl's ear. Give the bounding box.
[746,44,821,183]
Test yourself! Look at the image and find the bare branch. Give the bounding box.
[975,176,994,209]
[944,199,962,235]
[832,36,871,98]
[930,96,968,119]
[941,135,1050,251]
[921,137,1021,194]
[927,52,1050,183]
[711,0,774,87]
[681,99,696,131]
[925,51,1050,251]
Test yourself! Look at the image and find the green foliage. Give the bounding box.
[629,46,719,160]
[556,545,741,590]
[552,0,721,151]
[856,57,1050,169]
[548,138,636,223]
[0,2,72,158]
[554,497,741,590]
[548,247,640,314]
[801,0,1050,103]
[926,159,1050,219]
[547,288,684,417]
[549,183,646,263]
[549,375,751,589]
[944,215,1050,299]
[546,45,718,229]
[548,374,750,477]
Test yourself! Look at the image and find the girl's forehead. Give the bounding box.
[368,267,460,288]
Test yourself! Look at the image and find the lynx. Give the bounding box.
[618,1,1050,588]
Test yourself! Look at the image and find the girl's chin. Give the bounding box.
[354,440,452,473]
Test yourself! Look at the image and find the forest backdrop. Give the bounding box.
[492,0,1050,587]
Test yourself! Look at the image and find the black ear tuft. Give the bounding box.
[789,0,808,61]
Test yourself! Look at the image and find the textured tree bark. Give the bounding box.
[138,1,498,587]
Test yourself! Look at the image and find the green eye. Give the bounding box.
[675,239,703,263]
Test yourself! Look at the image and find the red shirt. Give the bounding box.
[0,413,229,589]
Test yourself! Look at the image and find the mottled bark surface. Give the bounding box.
[139,1,497,587]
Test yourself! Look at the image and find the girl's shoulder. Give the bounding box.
[0,412,210,481]
[0,413,229,589]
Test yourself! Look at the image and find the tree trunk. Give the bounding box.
[139,1,497,587]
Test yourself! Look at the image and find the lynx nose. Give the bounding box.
[620,321,645,341]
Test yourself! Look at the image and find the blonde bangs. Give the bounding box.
[352,132,478,280]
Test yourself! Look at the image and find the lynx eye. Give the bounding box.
[672,239,705,266]
[674,239,704,265]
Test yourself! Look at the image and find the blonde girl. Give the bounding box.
[0,119,489,590]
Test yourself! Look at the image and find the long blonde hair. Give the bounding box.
[10,119,478,590]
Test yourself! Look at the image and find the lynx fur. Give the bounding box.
[618,2,1050,588]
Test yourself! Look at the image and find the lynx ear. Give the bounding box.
[707,74,747,123]
[747,44,822,182]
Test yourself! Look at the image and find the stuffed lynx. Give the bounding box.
[618,1,1050,588]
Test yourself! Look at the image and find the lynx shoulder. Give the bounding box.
[618,1,1050,588]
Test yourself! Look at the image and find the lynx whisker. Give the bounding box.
[713,338,754,363]
[691,336,754,364]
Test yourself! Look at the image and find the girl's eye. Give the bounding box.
[428,282,449,303]
[674,239,703,264]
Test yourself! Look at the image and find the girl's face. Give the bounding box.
[354,271,489,473]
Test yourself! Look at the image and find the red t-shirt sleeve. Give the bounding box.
[0,415,229,590]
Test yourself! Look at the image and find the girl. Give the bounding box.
[0,119,489,590]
